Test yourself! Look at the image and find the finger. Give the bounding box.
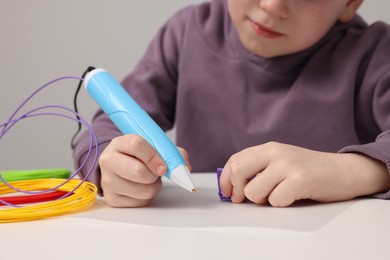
[101,172,162,201]
[243,168,285,205]
[219,148,255,196]
[104,193,153,208]
[112,134,167,176]
[268,176,310,207]
[99,151,159,184]
[220,146,269,201]
[177,147,192,171]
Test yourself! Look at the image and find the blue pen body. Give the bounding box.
[83,69,185,179]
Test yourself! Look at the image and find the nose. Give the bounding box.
[258,0,288,19]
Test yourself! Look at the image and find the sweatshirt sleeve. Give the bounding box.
[72,6,193,194]
[339,73,390,199]
[339,23,390,199]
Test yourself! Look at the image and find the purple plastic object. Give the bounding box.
[216,168,232,202]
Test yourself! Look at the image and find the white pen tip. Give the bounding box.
[169,165,196,192]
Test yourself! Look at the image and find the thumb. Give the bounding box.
[145,152,167,177]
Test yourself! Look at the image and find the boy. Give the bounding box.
[73,0,390,207]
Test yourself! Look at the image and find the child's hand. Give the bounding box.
[98,134,191,207]
[220,142,390,207]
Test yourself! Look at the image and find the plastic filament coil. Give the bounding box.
[0,179,97,223]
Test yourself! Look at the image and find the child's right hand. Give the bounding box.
[98,134,190,208]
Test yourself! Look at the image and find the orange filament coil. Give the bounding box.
[0,179,97,223]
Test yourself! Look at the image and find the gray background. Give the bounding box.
[0,1,386,172]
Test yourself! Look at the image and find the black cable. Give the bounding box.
[70,66,96,149]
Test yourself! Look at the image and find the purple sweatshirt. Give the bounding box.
[73,0,390,198]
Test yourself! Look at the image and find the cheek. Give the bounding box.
[228,0,251,21]
[292,11,339,49]
[227,0,238,18]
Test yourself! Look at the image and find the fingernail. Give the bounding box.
[231,195,241,203]
[156,164,166,176]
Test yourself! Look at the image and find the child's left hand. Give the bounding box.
[219,142,390,207]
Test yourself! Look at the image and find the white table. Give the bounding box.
[1,173,389,260]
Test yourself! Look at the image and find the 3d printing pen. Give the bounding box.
[83,68,196,192]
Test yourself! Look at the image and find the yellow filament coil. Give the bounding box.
[0,179,97,223]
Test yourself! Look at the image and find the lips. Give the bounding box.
[249,20,283,39]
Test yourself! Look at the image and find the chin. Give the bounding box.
[246,44,279,58]
[238,33,286,58]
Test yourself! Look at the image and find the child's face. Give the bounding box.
[228,0,363,58]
